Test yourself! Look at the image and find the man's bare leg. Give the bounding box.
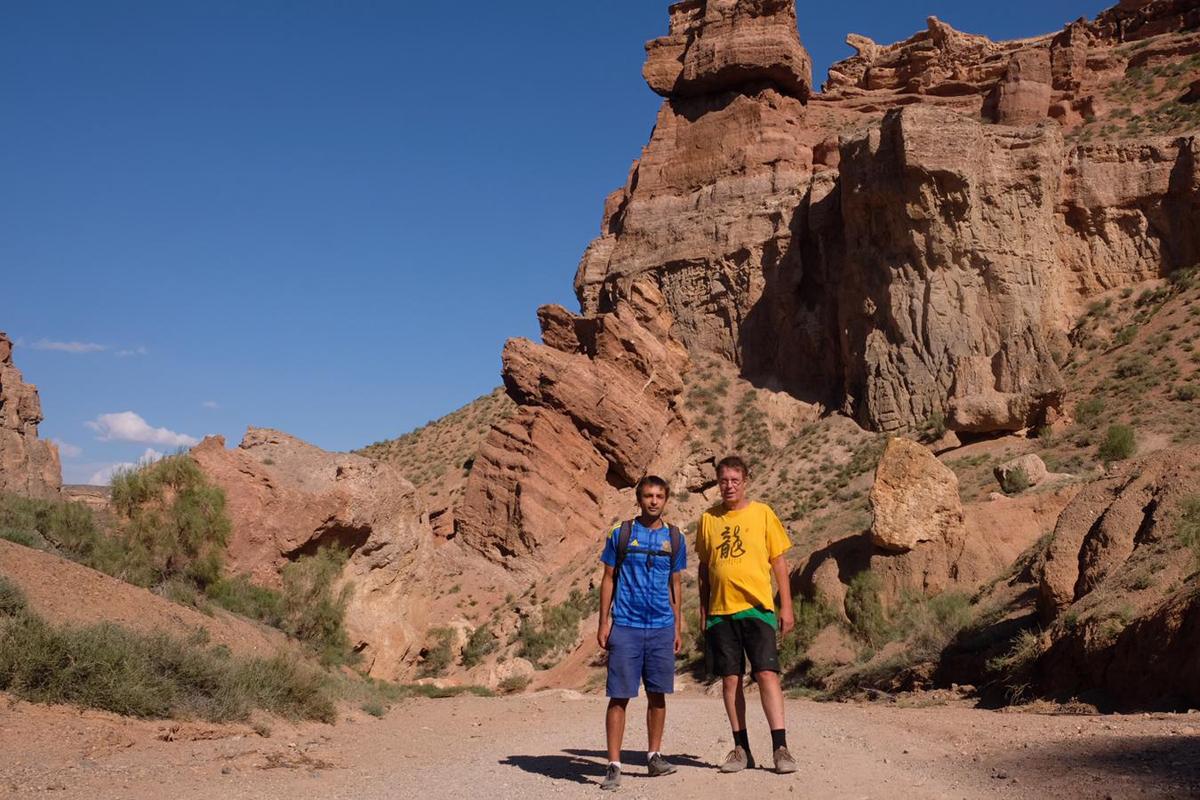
[721,674,747,730]
[646,692,667,753]
[753,670,786,730]
[606,698,629,763]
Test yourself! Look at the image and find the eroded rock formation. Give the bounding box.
[191,429,434,679]
[0,332,61,500]
[869,438,964,553]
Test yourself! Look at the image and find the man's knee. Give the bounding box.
[645,692,667,709]
[608,697,630,710]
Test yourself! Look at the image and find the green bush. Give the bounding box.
[461,624,498,668]
[205,575,288,628]
[0,610,335,722]
[498,675,531,695]
[0,576,27,616]
[778,596,840,673]
[421,627,455,677]
[985,628,1042,704]
[516,588,599,669]
[1074,397,1106,427]
[1000,466,1031,495]
[110,456,231,589]
[1098,425,1137,464]
[1114,325,1139,347]
[0,527,40,549]
[844,571,888,651]
[279,548,356,667]
[1176,384,1198,402]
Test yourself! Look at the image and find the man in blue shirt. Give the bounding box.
[597,475,686,791]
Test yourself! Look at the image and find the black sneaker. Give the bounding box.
[601,763,621,791]
[647,753,677,777]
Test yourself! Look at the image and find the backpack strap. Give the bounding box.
[667,524,682,606]
[611,520,634,607]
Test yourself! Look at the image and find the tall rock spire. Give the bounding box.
[0,332,62,499]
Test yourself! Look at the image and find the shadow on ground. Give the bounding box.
[993,734,1200,794]
[501,749,710,785]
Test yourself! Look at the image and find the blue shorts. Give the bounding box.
[606,624,675,698]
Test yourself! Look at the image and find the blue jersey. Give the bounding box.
[600,520,687,629]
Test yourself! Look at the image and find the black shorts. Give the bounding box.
[704,616,780,676]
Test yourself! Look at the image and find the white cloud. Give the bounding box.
[32,340,108,354]
[48,438,82,459]
[12,337,25,348]
[115,345,149,358]
[87,448,166,486]
[85,412,199,447]
[202,400,219,409]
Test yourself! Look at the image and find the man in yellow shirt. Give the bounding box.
[696,455,797,775]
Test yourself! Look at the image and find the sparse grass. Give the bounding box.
[985,629,1043,704]
[1075,397,1106,427]
[0,610,336,722]
[420,627,456,677]
[999,466,1031,495]
[0,576,27,617]
[1177,494,1200,559]
[461,624,498,668]
[361,700,386,717]
[778,595,841,673]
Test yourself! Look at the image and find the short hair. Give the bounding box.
[715,455,750,480]
[635,475,670,499]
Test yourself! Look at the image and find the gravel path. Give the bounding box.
[3,690,1200,798]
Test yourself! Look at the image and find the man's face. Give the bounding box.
[637,484,668,520]
[718,467,747,507]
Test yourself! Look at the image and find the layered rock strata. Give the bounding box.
[0,332,61,500]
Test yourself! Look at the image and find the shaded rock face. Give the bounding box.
[190,429,433,680]
[0,333,61,500]
[1034,447,1200,708]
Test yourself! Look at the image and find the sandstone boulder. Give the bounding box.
[869,438,964,553]
[190,429,434,679]
[0,332,61,500]
[994,454,1051,493]
[990,48,1053,126]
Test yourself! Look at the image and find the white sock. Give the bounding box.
[647,751,659,761]
[609,761,621,770]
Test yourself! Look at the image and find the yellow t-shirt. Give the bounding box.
[696,501,791,615]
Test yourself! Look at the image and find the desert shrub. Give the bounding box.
[921,411,947,441]
[421,627,456,677]
[986,628,1043,704]
[1114,355,1150,379]
[894,592,975,658]
[1177,495,1200,559]
[498,675,531,695]
[1098,425,1137,464]
[461,624,498,668]
[362,700,386,717]
[0,576,27,616]
[1176,384,1198,402]
[1000,466,1031,495]
[0,493,109,565]
[844,571,888,651]
[109,456,231,589]
[205,574,288,628]
[0,526,40,549]
[0,611,334,722]
[1074,397,1106,427]
[778,596,841,673]
[280,548,356,666]
[516,588,599,668]
[1114,325,1139,346]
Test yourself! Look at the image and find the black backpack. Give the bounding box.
[612,520,683,607]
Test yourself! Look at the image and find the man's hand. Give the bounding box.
[674,629,682,654]
[778,607,795,637]
[598,623,610,650]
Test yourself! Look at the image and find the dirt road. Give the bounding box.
[3,689,1199,799]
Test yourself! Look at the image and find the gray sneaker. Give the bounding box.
[601,763,621,790]
[773,746,798,774]
[719,745,754,773]
[647,753,677,777]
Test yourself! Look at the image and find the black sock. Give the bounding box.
[771,728,787,750]
[732,729,750,752]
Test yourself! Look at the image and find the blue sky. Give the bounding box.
[1,0,1105,484]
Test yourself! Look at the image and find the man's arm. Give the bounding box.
[697,562,709,632]
[770,555,794,636]
[670,571,683,654]
[597,564,615,649]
